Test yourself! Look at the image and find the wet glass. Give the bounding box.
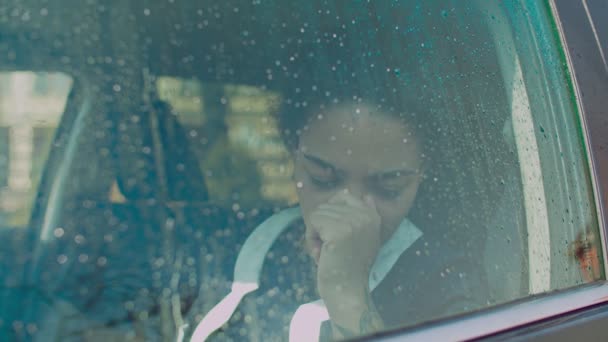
[0,72,72,227]
[0,1,602,341]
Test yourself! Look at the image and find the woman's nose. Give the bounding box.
[344,182,367,201]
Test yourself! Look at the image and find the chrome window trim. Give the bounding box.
[548,0,608,272]
[365,1,608,340]
[377,283,608,341]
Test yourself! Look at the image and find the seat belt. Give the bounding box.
[191,207,422,341]
[190,207,301,341]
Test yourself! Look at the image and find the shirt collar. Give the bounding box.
[369,218,423,290]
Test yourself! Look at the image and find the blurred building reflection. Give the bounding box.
[0,73,295,227]
[0,72,72,227]
[157,77,297,206]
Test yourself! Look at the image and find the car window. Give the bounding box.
[0,72,72,228]
[0,1,603,341]
[156,77,295,206]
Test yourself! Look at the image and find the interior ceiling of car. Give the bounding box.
[3,1,466,92]
[0,1,346,87]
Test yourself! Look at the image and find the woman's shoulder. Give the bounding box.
[216,219,316,340]
[259,218,316,293]
[374,234,489,328]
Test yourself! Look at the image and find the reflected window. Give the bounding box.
[157,77,295,206]
[0,72,72,228]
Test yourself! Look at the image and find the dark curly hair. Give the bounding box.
[271,3,518,262]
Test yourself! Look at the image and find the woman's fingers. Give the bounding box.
[317,204,366,223]
[311,206,381,248]
[363,195,377,212]
[310,210,353,243]
[312,191,384,302]
[328,190,364,208]
[321,194,380,223]
[328,189,378,214]
[315,203,378,233]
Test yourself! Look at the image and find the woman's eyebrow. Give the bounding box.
[374,168,418,180]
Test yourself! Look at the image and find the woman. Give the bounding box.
[190,4,512,340]
[288,100,431,339]
[191,75,504,340]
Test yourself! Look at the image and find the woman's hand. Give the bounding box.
[309,190,384,337]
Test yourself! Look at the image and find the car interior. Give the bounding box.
[5,1,588,340]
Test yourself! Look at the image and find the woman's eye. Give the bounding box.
[308,175,338,190]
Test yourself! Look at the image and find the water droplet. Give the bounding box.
[26,323,37,334]
[78,254,89,263]
[97,256,107,266]
[57,255,68,264]
[74,235,85,244]
[53,227,64,238]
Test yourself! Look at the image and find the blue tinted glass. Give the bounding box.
[0,1,601,341]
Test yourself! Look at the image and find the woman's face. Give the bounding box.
[293,102,425,256]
